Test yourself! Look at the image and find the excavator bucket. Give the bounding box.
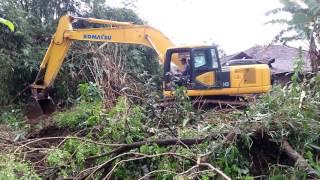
[25,96,56,123]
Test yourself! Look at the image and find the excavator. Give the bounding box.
[26,15,271,120]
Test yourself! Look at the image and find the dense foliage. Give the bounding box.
[0,55,319,179]
[0,0,319,179]
[266,0,320,72]
[0,0,158,107]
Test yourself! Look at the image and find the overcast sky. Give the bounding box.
[108,0,287,54]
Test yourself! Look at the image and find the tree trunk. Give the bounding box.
[309,33,320,72]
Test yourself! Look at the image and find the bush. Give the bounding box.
[0,154,40,180]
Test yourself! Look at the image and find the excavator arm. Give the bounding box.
[27,15,177,120]
[33,15,177,91]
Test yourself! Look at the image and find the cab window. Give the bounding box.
[193,51,207,68]
[211,49,219,68]
[193,48,219,70]
[169,51,190,74]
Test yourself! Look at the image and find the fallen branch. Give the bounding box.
[102,153,232,180]
[86,136,215,161]
[138,170,179,180]
[15,136,124,153]
[281,140,319,179]
[84,152,196,180]
[138,157,231,180]
[187,170,213,178]
[198,162,231,180]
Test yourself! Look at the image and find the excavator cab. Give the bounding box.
[164,46,227,93]
[163,45,271,97]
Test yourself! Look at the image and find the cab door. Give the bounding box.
[190,48,222,89]
[163,48,192,91]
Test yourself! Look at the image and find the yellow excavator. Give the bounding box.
[26,15,271,119]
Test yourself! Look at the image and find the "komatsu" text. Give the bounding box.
[83,34,112,40]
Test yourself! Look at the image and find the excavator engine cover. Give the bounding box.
[26,96,55,123]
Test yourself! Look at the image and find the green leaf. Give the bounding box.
[0,17,15,32]
[291,13,309,24]
[47,149,70,166]
[139,144,150,154]
[86,115,99,126]
[270,175,286,180]
[280,0,290,5]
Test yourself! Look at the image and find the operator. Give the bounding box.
[180,58,190,75]
[171,58,190,86]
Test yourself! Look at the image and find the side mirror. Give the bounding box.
[268,58,275,68]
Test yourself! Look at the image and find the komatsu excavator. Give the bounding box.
[26,15,271,119]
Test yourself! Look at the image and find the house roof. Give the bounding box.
[221,45,311,74]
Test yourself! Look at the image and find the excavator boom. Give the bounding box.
[27,15,177,121]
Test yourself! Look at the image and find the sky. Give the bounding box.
[108,0,287,54]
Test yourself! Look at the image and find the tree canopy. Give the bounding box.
[0,17,14,31]
[0,0,157,106]
[266,0,320,72]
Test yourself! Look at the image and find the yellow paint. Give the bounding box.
[64,26,174,64]
[32,15,272,99]
[230,64,270,90]
[195,72,215,86]
[164,85,271,97]
[33,15,176,90]
[165,64,271,97]
[73,16,133,26]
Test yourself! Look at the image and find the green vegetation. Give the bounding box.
[267,0,320,72]
[0,0,157,106]
[0,17,14,32]
[0,154,40,180]
[0,0,319,179]
[2,62,319,178]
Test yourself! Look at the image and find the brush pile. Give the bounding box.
[0,53,320,180]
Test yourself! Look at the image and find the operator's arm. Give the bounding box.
[31,15,177,97]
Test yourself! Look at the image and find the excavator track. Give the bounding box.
[156,95,252,110]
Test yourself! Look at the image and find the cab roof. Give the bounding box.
[168,45,216,50]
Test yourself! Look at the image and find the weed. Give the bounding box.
[54,101,102,129]
[0,108,25,130]
[47,149,71,167]
[77,82,102,102]
[0,154,40,180]
[105,97,146,143]
[305,151,320,176]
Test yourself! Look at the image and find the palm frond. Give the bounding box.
[305,0,320,15]
[265,19,289,25]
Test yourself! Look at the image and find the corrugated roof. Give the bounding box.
[221,45,311,74]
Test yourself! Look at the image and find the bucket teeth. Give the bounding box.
[26,97,44,119]
[25,97,56,123]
